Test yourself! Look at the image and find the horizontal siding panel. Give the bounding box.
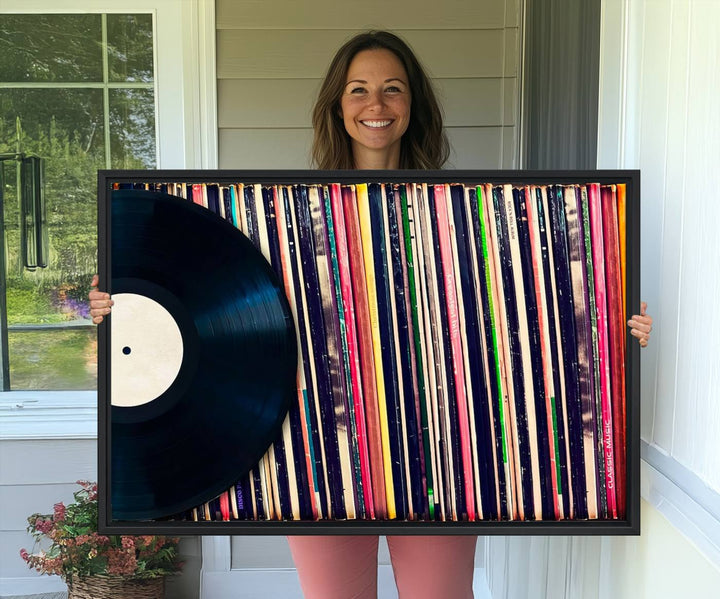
[0,531,45,578]
[0,440,96,485]
[445,126,505,169]
[217,0,506,30]
[217,29,507,79]
[440,78,513,126]
[504,28,519,77]
[502,125,519,168]
[0,483,80,531]
[503,77,517,126]
[218,79,318,128]
[505,0,521,28]
[219,78,515,129]
[219,128,314,169]
[219,127,512,170]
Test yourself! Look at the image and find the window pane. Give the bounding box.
[1,88,104,390]
[110,88,156,168]
[8,328,97,390]
[0,14,103,82]
[107,14,154,83]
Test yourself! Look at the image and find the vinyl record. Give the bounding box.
[110,189,297,520]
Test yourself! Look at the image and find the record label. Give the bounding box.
[110,292,184,408]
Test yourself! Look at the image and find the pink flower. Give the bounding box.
[121,536,135,549]
[34,518,53,534]
[19,548,29,562]
[53,502,66,521]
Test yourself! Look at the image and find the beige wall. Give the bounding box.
[216,0,521,169]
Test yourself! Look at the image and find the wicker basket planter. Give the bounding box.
[67,575,165,599]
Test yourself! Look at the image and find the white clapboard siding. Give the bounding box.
[219,128,313,169]
[0,440,96,485]
[217,0,516,30]
[217,29,514,80]
[0,439,97,581]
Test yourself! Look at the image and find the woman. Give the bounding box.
[90,31,653,598]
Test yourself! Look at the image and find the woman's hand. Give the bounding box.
[88,274,113,324]
[628,301,652,348]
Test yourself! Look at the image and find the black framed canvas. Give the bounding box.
[97,169,640,535]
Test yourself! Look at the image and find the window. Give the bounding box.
[0,13,156,391]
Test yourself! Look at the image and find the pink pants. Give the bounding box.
[287,535,477,599]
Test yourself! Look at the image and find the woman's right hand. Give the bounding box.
[88,274,113,324]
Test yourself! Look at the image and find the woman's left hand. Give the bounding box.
[628,301,652,348]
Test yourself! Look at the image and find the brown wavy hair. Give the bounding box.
[311,31,449,170]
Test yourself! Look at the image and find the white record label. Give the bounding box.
[110,292,184,408]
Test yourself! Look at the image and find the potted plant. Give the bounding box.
[20,481,182,598]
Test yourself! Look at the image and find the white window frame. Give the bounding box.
[0,0,217,440]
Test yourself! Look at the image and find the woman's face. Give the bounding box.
[340,48,411,169]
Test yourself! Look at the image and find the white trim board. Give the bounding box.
[641,445,720,568]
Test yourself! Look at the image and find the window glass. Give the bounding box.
[109,88,156,168]
[0,14,103,82]
[0,13,156,390]
[107,14,154,83]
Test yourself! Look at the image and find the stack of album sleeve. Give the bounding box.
[124,180,628,522]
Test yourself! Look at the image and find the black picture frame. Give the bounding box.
[97,169,641,536]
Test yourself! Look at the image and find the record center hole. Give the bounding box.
[122,346,132,355]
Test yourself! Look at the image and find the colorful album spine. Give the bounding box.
[513,185,555,519]
[398,183,434,519]
[452,184,493,520]
[274,185,314,520]
[415,182,451,520]
[564,185,598,519]
[258,186,291,520]
[470,185,506,519]
[309,184,356,519]
[292,186,331,520]
[617,184,627,326]
[295,184,343,518]
[386,184,424,519]
[484,184,519,520]
[424,184,461,520]
[548,185,586,519]
[434,184,476,520]
[524,185,562,519]
[536,185,572,518]
[579,185,607,518]
[329,183,375,518]
[588,183,617,518]
[321,185,363,518]
[284,184,322,520]
[207,184,220,216]
[410,183,444,519]
[342,185,388,519]
[601,184,626,517]
[191,183,205,207]
[356,183,397,519]
[499,184,540,518]
[368,183,408,519]
[380,183,412,518]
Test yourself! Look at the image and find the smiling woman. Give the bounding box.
[311,30,449,171]
[339,48,412,169]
